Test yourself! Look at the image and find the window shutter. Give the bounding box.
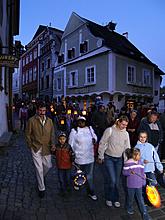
[75,71,78,86]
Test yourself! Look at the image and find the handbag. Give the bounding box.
[89,126,98,157]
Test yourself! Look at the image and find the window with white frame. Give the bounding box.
[85,66,96,84]
[143,69,151,86]
[26,55,29,64]
[33,48,37,59]
[29,52,33,62]
[33,66,37,81]
[80,41,88,54]
[57,77,62,91]
[68,48,75,59]
[26,70,29,84]
[127,65,136,84]
[22,57,25,66]
[22,73,25,85]
[69,70,78,87]
[29,68,32,82]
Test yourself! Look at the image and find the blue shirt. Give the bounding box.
[135,141,163,173]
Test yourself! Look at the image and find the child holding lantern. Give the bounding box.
[135,131,163,185]
[123,148,151,220]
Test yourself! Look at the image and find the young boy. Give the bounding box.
[52,132,75,196]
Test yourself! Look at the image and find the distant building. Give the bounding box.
[12,67,20,100]
[0,0,20,136]
[54,12,164,110]
[20,25,63,101]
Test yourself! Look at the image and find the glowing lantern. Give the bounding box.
[82,110,87,116]
[74,110,78,115]
[54,111,57,115]
[146,185,161,208]
[73,169,86,187]
[60,119,65,125]
[67,109,72,114]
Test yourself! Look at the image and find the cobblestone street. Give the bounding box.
[0,132,165,220]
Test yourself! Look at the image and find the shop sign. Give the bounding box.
[0,54,19,68]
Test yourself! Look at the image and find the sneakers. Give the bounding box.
[106,200,112,207]
[88,194,98,201]
[127,210,134,215]
[114,201,120,208]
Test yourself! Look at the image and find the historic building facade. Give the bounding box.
[21,25,63,101]
[0,0,20,136]
[53,12,163,110]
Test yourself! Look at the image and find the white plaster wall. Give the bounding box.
[0,86,8,136]
[0,0,9,137]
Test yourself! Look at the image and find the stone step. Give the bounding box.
[0,131,13,147]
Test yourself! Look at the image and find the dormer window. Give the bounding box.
[68,48,75,59]
[58,54,64,64]
[80,41,88,54]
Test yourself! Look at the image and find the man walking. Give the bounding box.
[25,103,55,198]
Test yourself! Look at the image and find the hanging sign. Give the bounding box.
[0,54,19,68]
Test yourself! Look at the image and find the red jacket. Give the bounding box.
[54,143,74,169]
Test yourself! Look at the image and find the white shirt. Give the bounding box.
[69,126,97,165]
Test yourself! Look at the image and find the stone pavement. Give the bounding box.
[0,132,165,220]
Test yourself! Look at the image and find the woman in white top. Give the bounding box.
[98,115,130,207]
[69,116,98,201]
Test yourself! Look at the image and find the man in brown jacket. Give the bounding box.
[25,103,55,198]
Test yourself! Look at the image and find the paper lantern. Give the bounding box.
[74,110,78,115]
[60,119,65,125]
[73,169,86,186]
[67,109,72,114]
[82,110,87,116]
[146,185,161,208]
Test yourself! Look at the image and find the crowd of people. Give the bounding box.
[13,98,165,220]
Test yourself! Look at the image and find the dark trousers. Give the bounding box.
[58,169,71,192]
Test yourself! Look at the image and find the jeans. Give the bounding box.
[104,154,123,202]
[79,162,95,194]
[58,169,71,192]
[127,188,148,218]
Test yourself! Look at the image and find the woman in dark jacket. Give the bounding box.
[138,111,163,153]
[127,110,139,148]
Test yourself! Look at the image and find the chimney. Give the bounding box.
[106,21,117,31]
[122,32,128,39]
